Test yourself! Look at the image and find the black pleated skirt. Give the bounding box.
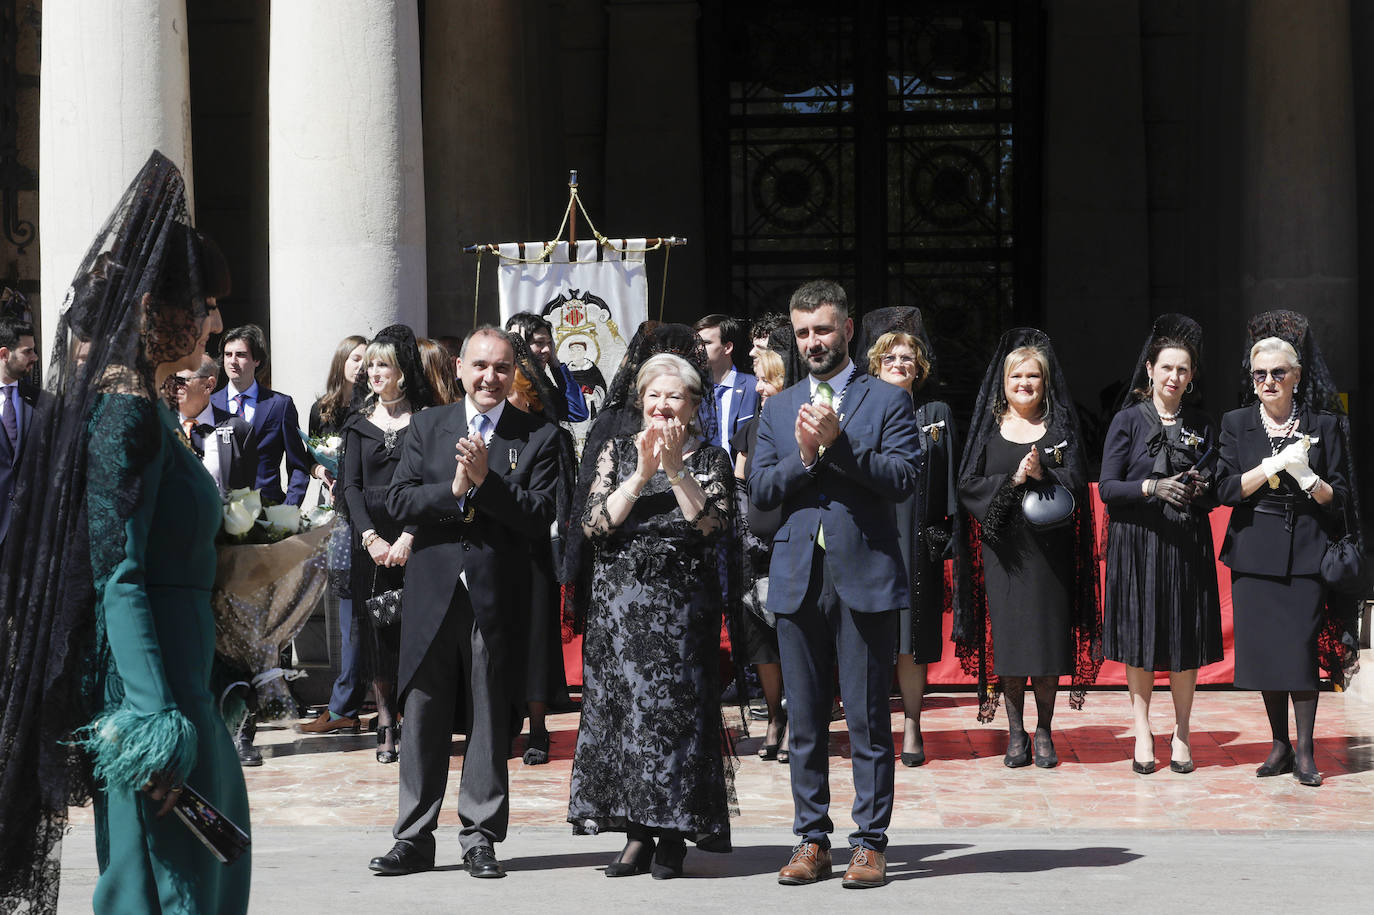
[1102,514,1223,671]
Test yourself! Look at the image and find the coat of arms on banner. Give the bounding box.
[544,290,627,454]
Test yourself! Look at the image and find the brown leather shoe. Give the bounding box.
[294,711,359,734]
[841,846,886,888]
[777,841,832,885]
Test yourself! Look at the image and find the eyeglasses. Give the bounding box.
[1252,368,1290,384]
[881,354,916,366]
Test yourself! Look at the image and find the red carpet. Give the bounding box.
[563,486,1238,687]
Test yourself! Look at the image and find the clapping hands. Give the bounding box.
[1011,445,1044,485]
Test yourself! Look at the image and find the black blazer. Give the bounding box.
[385,402,559,695]
[208,406,259,495]
[1216,406,1347,577]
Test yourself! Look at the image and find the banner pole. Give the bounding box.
[568,169,578,250]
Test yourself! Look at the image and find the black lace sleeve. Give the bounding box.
[687,445,734,540]
[582,436,622,539]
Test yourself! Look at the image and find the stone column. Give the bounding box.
[422,0,548,333]
[268,0,427,410]
[38,0,194,350]
[1239,0,1358,386]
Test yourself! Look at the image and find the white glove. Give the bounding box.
[1260,454,1286,479]
[1276,438,1310,467]
[1284,448,1320,492]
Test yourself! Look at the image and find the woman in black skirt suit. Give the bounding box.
[1217,312,1358,788]
[339,325,434,763]
[1099,315,1221,775]
[860,307,959,768]
[956,328,1101,769]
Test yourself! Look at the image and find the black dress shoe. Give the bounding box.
[1033,728,1058,769]
[901,749,926,767]
[1256,748,1295,778]
[651,837,687,880]
[463,845,505,878]
[368,842,433,876]
[1004,731,1031,768]
[1294,766,1323,787]
[236,734,263,767]
[1131,759,1156,775]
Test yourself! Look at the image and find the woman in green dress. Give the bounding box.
[0,153,251,913]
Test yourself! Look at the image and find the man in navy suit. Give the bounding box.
[695,314,759,459]
[212,324,313,505]
[749,280,920,889]
[0,316,38,544]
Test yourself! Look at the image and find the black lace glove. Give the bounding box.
[1148,472,1195,509]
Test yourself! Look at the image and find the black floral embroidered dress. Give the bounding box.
[567,436,735,849]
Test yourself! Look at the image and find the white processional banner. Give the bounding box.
[496,240,648,454]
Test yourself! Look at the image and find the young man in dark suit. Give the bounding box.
[749,280,921,889]
[368,327,559,880]
[212,324,313,505]
[0,316,38,545]
[695,313,759,459]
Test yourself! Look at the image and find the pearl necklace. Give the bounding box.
[1154,402,1179,423]
[379,393,407,407]
[1259,402,1298,441]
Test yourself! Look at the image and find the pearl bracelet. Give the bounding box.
[617,485,641,502]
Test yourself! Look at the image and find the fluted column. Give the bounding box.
[38,0,194,351]
[1240,0,1358,385]
[268,0,427,409]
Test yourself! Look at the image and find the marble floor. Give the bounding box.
[67,689,1374,832]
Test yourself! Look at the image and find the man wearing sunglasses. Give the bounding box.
[175,354,259,497]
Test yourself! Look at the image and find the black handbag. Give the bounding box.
[366,569,403,628]
[1321,502,1367,593]
[1022,481,1076,530]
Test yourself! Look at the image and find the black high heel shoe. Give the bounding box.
[651,835,687,880]
[758,709,788,761]
[376,724,399,764]
[605,839,655,877]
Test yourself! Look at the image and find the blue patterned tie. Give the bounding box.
[1,386,17,449]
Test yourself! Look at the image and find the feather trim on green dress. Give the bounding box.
[77,706,198,792]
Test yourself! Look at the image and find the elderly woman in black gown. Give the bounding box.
[860,307,958,768]
[1216,312,1361,788]
[567,352,735,879]
[955,328,1101,769]
[1099,315,1221,775]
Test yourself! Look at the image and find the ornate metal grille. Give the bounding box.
[0,0,33,253]
[705,0,1041,408]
